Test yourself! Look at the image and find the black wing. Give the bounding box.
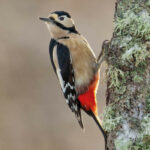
[49,39,83,129]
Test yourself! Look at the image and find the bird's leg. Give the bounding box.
[96,40,109,72]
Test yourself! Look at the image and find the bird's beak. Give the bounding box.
[39,17,53,23]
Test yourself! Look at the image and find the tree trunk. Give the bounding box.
[102,0,150,149]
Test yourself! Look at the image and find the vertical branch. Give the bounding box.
[102,0,150,149]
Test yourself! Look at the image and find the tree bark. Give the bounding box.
[102,0,150,149]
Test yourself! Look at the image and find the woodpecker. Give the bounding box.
[39,11,106,144]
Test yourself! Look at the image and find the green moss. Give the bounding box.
[114,115,150,150]
[104,1,150,148]
[131,70,144,83]
[122,44,148,67]
[130,139,150,150]
[130,136,150,150]
[102,105,122,132]
[147,0,150,6]
[146,97,150,112]
[119,36,132,49]
[115,138,132,150]
[141,114,150,136]
[107,66,125,88]
[106,65,128,95]
[133,75,143,83]
[127,114,150,150]
[115,7,150,40]
[146,88,150,112]
[113,2,150,68]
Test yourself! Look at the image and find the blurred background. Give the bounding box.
[0,0,115,150]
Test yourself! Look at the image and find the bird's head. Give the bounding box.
[39,11,78,39]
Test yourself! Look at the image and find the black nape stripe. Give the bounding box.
[57,36,70,40]
[53,20,79,34]
[52,11,71,18]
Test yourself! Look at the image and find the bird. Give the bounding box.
[39,11,106,146]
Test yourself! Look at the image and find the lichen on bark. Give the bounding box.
[102,0,150,149]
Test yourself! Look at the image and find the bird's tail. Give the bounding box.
[90,111,107,150]
[75,108,84,130]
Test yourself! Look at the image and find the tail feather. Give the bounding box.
[90,111,107,150]
[75,108,84,130]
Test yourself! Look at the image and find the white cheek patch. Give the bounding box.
[64,18,74,28]
[56,15,74,28]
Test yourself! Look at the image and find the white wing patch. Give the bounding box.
[53,46,65,90]
[50,39,83,129]
[52,45,75,105]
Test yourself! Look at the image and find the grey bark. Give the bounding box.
[102,0,150,149]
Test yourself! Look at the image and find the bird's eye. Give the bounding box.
[59,16,65,21]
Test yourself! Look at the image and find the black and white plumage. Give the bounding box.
[39,11,107,147]
[39,11,99,129]
[49,38,83,128]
